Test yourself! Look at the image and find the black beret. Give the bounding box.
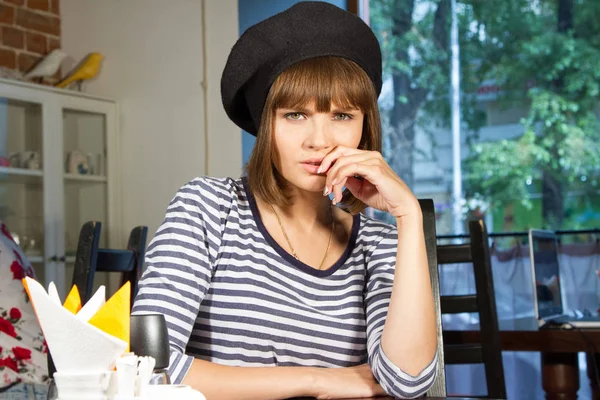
[221,1,382,136]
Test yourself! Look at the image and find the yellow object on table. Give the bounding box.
[63,285,82,314]
[89,282,131,352]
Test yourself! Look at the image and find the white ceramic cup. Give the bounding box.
[53,370,116,400]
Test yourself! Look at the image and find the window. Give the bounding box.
[369,0,600,234]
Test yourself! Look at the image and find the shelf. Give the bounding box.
[27,255,77,264]
[0,166,43,184]
[2,78,117,300]
[64,173,107,183]
[26,255,44,263]
[0,76,116,103]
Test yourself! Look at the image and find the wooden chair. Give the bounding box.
[71,221,148,306]
[438,219,507,399]
[419,199,447,397]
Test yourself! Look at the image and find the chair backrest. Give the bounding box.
[438,219,507,399]
[419,199,447,398]
[71,222,148,306]
[96,226,148,306]
[70,221,102,303]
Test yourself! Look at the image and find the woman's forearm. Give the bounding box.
[182,359,384,400]
[182,358,315,400]
[380,212,437,376]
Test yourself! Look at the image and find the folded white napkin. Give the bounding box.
[23,277,130,373]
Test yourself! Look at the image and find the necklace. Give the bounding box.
[270,204,335,270]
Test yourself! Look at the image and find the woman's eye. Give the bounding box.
[334,113,353,121]
[285,113,305,120]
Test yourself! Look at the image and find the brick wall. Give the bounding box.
[0,0,60,81]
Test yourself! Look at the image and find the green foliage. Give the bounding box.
[461,0,600,222]
[465,131,538,210]
[370,0,451,176]
[371,0,449,97]
[370,0,600,229]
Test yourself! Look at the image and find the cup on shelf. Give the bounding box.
[21,151,41,170]
[86,153,104,176]
[5,151,42,169]
[66,150,90,175]
[8,152,21,168]
[20,235,40,256]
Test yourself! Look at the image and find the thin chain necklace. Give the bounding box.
[270,204,335,270]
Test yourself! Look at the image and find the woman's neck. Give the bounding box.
[258,190,333,232]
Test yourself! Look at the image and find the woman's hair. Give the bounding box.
[245,56,382,215]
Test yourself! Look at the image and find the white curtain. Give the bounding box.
[442,241,600,399]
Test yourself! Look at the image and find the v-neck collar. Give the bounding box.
[241,177,360,277]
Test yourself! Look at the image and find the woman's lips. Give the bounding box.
[301,162,323,174]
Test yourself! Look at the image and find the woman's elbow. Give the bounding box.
[372,349,438,398]
[378,367,438,399]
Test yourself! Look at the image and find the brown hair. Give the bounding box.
[245,56,382,215]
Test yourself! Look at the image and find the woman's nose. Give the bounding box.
[305,118,330,149]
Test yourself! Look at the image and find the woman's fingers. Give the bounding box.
[330,161,381,204]
[317,146,365,174]
[325,152,378,189]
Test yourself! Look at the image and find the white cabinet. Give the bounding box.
[0,78,121,299]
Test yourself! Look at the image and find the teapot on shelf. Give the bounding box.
[6,151,42,169]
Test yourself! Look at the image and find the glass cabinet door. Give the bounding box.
[0,98,45,280]
[62,108,109,292]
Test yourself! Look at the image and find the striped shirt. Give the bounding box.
[132,176,437,398]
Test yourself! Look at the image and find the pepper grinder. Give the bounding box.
[130,313,171,385]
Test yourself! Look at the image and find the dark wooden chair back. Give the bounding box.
[71,221,148,306]
[418,199,447,397]
[70,221,102,303]
[439,219,507,399]
[95,225,148,306]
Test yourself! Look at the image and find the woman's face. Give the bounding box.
[272,100,364,193]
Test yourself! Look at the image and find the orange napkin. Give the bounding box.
[63,286,82,314]
[88,281,131,352]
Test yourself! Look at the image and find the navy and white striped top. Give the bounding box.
[132,176,437,398]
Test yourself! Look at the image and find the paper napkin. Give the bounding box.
[23,277,130,373]
[63,285,82,314]
[88,282,131,352]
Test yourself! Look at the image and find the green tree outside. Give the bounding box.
[370,0,600,231]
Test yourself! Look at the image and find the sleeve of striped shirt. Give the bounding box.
[363,226,438,399]
[131,177,226,384]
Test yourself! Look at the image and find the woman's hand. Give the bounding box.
[319,146,419,219]
[312,364,386,400]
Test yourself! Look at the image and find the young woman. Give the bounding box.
[132,2,437,399]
